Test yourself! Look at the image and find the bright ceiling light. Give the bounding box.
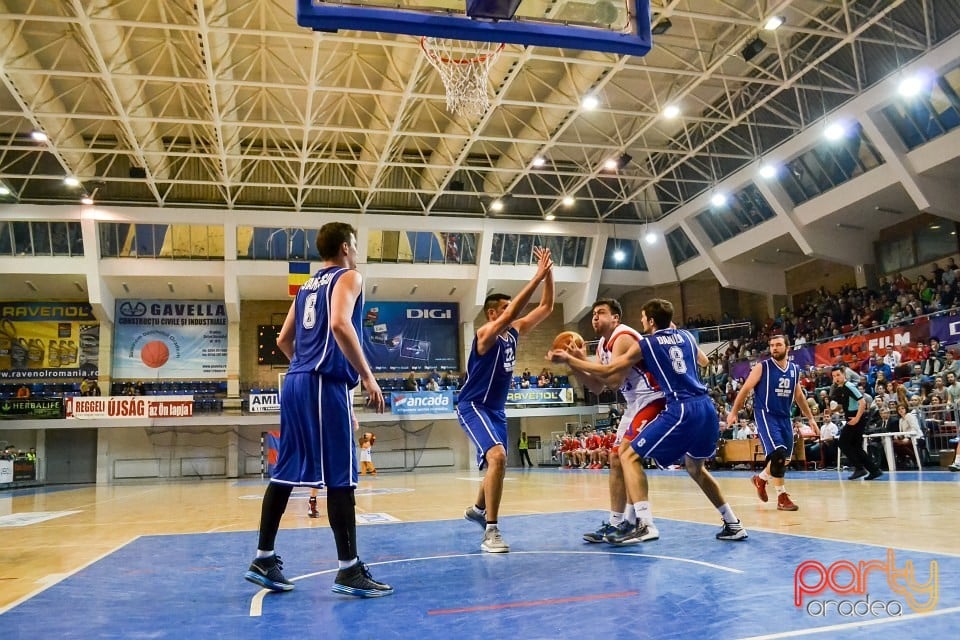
[581,95,599,110]
[758,163,778,179]
[561,195,575,207]
[490,199,504,212]
[662,105,680,119]
[824,122,846,141]
[64,176,80,187]
[763,16,785,30]
[897,75,926,98]
[613,249,625,262]
[710,193,728,207]
[532,156,546,168]
[0,186,10,196]
[81,196,94,205]
[645,231,657,245]
[545,213,556,221]
[30,130,48,142]
[604,158,619,171]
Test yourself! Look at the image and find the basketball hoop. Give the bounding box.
[420,36,505,118]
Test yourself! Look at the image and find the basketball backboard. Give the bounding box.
[296,0,652,57]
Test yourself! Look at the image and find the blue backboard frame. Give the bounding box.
[296,0,652,57]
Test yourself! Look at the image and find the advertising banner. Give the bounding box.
[13,459,36,481]
[930,314,960,345]
[112,300,228,379]
[813,324,929,365]
[249,392,280,413]
[0,302,99,380]
[65,395,194,419]
[390,390,455,415]
[506,387,575,405]
[729,346,815,382]
[362,302,460,373]
[0,398,63,419]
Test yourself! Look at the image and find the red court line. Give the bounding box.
[428,591,639,615]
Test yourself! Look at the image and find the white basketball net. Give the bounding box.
[420,37,505,118]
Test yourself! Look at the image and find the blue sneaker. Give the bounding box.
[244,555,294,591]
[331,561,393,597]
[583,521,618,543]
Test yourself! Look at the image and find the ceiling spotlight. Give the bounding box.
[0,186,10,196]
[581,95,599,110]
[64,176,80,187]
[875,206,903,214]
[645,231,657,245]
[30,131,48,142]
[662,104,681,119]
[651,17,672,36]
[449,287,457,295]
[836,222,864,231]
[741,37,767,62]
[897,74,927,98]
[410,285,418,295]
[25,280,38,292]
[613,249,625,263]
[758,163,778,179]
[561,195,575,207]
[604,158,619,171]
[545,213,556,221]
[81,196,94,205]
[763,15,785,30]
[824,122,846,141]
[122,282,130,293]
[73,281,85,293]
[710,193,728,208]
[490,199,504,212]
[167,282,175,292]
[532,156,546,168]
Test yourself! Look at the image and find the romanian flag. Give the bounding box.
[288,262,311,297]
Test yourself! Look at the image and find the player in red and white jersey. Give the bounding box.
[558,298,665,543]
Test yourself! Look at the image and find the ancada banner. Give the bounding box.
[506,387,575,405]
[813,324,929,366]
[65,395,194,419]
[249,392,280,413]
[390,390,454,415]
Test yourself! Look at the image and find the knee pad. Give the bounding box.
[768,449,788,478]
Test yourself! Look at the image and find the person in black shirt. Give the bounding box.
[830,367,882,480]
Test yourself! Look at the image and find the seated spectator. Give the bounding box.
[16,384,30,398]
[403,373,419,392]
[519,377,530,389]
[537,372,550,388]
[424,377,439,392]
[944,371,960,405]
[88,379,101,396]
[134,380,146,396]
[893,404,924,468]
[807,413,840,467]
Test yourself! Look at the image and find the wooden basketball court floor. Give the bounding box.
[1,467,958,639]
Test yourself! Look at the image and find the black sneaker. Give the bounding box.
[865,469,883,481]
[848,468,868,480]
[244,555,294,592]
[716,520,748,541]
[605,522,659,545]
[583,521,618,543]
[332,561,394,598]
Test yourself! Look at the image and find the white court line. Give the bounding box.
[249,549,743,617]
[736,604,960,639]
[0,536,140,615]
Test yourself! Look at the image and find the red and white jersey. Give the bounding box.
[597,323,664,413]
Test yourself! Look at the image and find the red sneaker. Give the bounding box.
[751,475,768,503]
[307,499,320,518]
[777,492,799,511]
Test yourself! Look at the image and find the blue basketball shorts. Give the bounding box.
[456,401,507,469]
[755,411,793,456]
[630,396,719,465]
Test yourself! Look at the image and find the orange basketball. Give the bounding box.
[552,330,585,352]
[140,340,170,368]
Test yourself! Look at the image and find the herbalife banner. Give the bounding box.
[113,300,228,379]
[362,302,459,373]
[390,390,455,415]
[0,302,99,380]
[0,398,64,419]
[506,387,575,405]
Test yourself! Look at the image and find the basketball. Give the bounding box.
[140,340,169,368]
[552,331,584,352]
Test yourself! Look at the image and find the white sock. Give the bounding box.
[256,550,274,559]
[775,485,787,495]
[485,523,499,532]
[758,470,771,481]
[624,503,637,524]
[634,501,653,525]
[610,512,624,526]
[474,505,486,516]
[718,503,739,525]
[338,557,358,569]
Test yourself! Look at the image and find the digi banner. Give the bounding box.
[65,395,194,419]
[930,314,960,345]
[249,392,280,413]
[113,300,228,379]
[506,387,575,405]
[0,302,99,380]
[813,324,928,366]
[362,302,459,373]
[390,390,455,415]
[0,398,64,419]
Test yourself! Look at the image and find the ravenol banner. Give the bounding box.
[506,387,575,405]
[112,300,228,379]
[390,390,455,415]
[362,302,459,373]
[0,302,99,380]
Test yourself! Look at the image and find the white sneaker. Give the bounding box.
[639,522,660,542]
[949,462,960,472]
[481,528,510,553]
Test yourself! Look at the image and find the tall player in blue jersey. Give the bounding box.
[552,298,747,541]
[460,247,554,553]
[245,222,391,598]
[727,335,819,511]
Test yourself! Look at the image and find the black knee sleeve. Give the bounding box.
[768,449,788,478]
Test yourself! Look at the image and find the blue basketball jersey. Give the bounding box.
[637,328,707,402]
[286,265,363,385]
[457,327,519,408]
[753,358,800,417]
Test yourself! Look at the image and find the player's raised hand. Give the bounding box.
[532,246,553,279]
